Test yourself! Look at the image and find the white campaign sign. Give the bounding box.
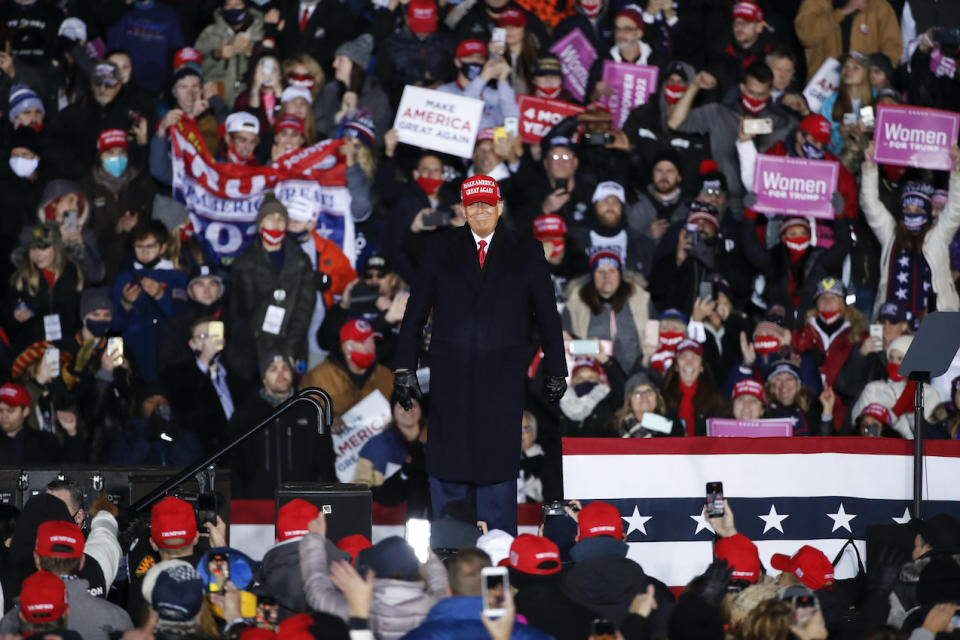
[332,390,393,482]
[803,58,842,113]
[393,85,485,158]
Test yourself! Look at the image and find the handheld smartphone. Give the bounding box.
[44,347,60,378]
[405,518,431,564]
[197,492,218,528]
[504,116,519,137]
[706,481,724,518]
[208,320,224,340]
[792,594,819,627]
[639,412,673,434]
[481,566,509,618]
[260,57,275,76]
[63,210,79,232]
[490,28,507,56]
[742,117,773,136]
[256,595,279,629]
[590,618,616,640]
[493,126,507,143]
[859,105,875,128]
[643,320,660,350]
[698,281,715,302]
[208,551,230,592]
[869,323,883,340]
[569,339,601,355]
[685,222,699,246]
[842,112,858,126]
[950,612,960,630]
[421,208,453,227]
[107,336,124,367]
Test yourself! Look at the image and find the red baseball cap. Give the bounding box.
[337,533,374,562]
[497,8,527,27]
[456,38,488,59]
[20,571,68,624]
[477,127,495,142]
[732,379,765,402]
[407,0,438,34]
[275,113,305,134]
[799,114,832,145]
[502,534,561,575]
[859,403,892,426]
[732,1,763,22]
[97,128,128,153]
[770,545,835,590]
[339,318,381,345]
[461,174,501,206]
[35,521,85,558]
[676,338,704,357]
[0,383,31,408]
[532,214,567,240]
[577,501,623,540]
[276,499,318,542]
[150,497,198,550]
[714,534,762,583]
[173,47,203,70]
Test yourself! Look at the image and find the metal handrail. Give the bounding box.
[129,387,333,512]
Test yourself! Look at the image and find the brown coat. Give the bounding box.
[795,0,902,81]
[300,356,394,420]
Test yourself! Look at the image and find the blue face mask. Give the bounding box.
[801,140,825,160]
[223,8,246,25]
[464,63,484,81]
[288,228,310,243]
[85,319,111,338]
[103,155,127,177]
[573,381,597,397]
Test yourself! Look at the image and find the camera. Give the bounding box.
[350,283,381,315]
[541,500,578,523]
[421,208,453,227]
[582,132,614,146]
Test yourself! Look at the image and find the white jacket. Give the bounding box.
[851,378,940,439]
[859,164,960,319]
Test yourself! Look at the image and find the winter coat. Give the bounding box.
[0,576,132,640]
[299,531,448,639]
[254,537,349,620]
[860,164,960,318]
[106,2,185,93]
[794,0,902,81]
[402,596,554,640]
[162,358,249,455]
[851,378,940,440]
[792,314,864,429]
[194,8,265,107]
[2,261,83,347]
[436,76,520,132]
[300,351,394,421]
[35,178,106,284]
[227,237,317,364]
[275,0,359,75]
[44,91,137,181]
[106,415,203,467]
[313,76,392,149]
[79,165,157,284]
[376,26,457,105]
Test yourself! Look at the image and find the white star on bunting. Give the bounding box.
[622,506,652,536]
[827,503,857,533]
[690,513,715,535]
[758,504,789,534]
[892,508,912,525]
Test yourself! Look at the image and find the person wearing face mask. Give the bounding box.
[110,220,189,382]
[35,179,105,285]
[228,194,317,370]
[0,126,47,288]
[107,382,202,466]
[104,0,185,93]
[553,0,614,56]
[229,351,337,498]
[725,313,824,397]
[791,276,867,431]
[195,0,265,107]
[527,54,572,102]
[851,335,940,439]
[453,0,548,51]
[532,214,589,314]
[861,143,960,328]
[558,356,624,438]
[81,128,157,284]
[661,339,728,436]
[668,62,797,215]
[2,224,84,348]
[59,288,120,391]
[300,318,395,432]
[437,39,518,131]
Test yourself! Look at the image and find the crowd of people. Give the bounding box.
[0,0,958,637]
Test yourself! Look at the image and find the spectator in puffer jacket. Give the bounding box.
[299,512,448,639]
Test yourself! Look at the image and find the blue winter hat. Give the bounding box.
[659,308,688,324]
[588,245,623,272]
[9,84,44,124]
[152,564,204,621]
[900,181,933,230]
[356,536,420,580]
[339,108,376,149]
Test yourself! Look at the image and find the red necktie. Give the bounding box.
[478,239,487,268]
[300,7,309,31]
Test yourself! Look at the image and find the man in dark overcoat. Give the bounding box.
[393,174,568,535]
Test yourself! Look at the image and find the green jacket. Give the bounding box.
[194,8,265,106]
[227,237,317,364]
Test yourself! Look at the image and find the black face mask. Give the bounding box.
[484,0,505,14]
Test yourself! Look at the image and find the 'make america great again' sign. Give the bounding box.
[873,104,959,171]
[752,155,839,219]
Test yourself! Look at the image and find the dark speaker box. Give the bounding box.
[276,482,372,544]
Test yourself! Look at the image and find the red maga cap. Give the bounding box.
[497,8,527,27]
[275,113,305,134]
[503,534,561,575]
[456,38,488,59]
[97,128,128,153]
[860,403,892,426]
[714,534,762,583]
[770,545,835,590]
[20,571,68,624]
[276,499,319,541]
[35,520,85,558]
[150,497,198,550]
[732,1,763,22]
[799,114,832,145]
[577,501,623,540]
[0,383,31,408]
[407,0,438,34]
[340,318,381,344]
[532,214,567,239]
[732,379,765,402]
[676,338,704,356]
[174,47,203,69]
[461,174,501,206]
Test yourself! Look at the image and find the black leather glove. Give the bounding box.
[698,558,733,607]
[543,375,567,404]
[393,369,422,410]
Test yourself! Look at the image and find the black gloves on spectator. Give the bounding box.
[543,375,567,404]
[697,559,733,607]
[393,369,422,410]
[867,546,907,594]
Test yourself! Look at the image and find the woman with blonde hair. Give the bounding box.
[280,85,320,145]
[282,53,325,100]
[819,51,875,154]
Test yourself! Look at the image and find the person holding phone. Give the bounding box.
[35,179,105,285]
[195,1,265,106]
[393,175,567,535]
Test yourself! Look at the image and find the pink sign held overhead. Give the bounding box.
[752,155,839,219]
[548,28,596,103]
[873,104,960,171]
[706,418,795,437]
[600,62,658,130]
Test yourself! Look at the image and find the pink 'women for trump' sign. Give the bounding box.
[752,155,839,219]
[706,418,795,437]
[548,28,596,103]
[600,62,658,130]
[873,104,959,171]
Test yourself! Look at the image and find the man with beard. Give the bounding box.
[571,181,654,276]
[632,149,688,244]
[708,1,772,95]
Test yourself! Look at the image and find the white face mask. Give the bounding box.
[9,156,38,178]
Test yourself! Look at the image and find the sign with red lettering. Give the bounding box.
[872,104,960,171]
[802,58,841,113]
[393,85,485,158]
[753,155,839,219]
[332,390,392,482]
[518,95,585,144]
